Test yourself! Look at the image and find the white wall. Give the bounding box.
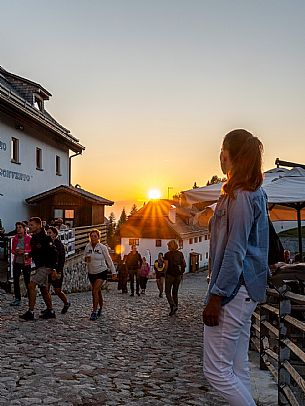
[121,235,210,273]
[0,119,69,231]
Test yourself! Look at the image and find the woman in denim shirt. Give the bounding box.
[202,129,269,406]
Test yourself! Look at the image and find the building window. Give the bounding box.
[36,148,43,170]
[11,137,19,163]
[194,237,198,243]
[189,238,193,244]
[206,252,209,259]
[178,240,183,249]
[56,155,61,175]
[129,239,139,246]
[199,236,202,242]
[65,210,74,219]
[205,235,208,240]
[54,209,64,218]
[155,239,162,247]
[33,94,44,111]
[200,254,202,261]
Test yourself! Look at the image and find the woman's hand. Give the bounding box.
[202,295,222,326]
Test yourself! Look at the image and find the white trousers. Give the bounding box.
[203,285,257,406]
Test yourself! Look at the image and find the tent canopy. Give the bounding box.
[182,167,305,254]
[183,167,305,206]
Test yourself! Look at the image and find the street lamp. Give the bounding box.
[167,187,173,200]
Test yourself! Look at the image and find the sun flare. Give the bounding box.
[148,189,161,200]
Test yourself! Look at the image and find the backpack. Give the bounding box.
[172,251,186,275]
[268,217,284,265]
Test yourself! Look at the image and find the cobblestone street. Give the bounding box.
[0,272,277,405]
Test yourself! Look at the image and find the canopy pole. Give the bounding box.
[297,204,303,258]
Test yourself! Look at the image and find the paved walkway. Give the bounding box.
[0,272,277,405]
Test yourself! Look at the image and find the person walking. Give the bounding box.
[202,129,269,406]
[164,240,186,316]
[154,252,165,298]
[43,226,70,314]
[125,245,142,297]
[139,257,150,294]
[117,255,129,294]
[84,229,116,321]
[10,222,32,306]
[19,217,58,321]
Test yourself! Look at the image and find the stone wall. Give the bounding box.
[61,254,91,293]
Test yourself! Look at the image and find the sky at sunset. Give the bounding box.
[2,0,305,218]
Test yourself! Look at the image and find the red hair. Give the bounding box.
[222,129,263,197]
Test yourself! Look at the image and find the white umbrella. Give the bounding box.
[183,167,305,255]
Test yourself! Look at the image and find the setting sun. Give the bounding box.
[148,189,161,200]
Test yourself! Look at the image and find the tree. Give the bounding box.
[129,204,138,216]
[106,212,116,249]
[117,208,127,226]
[206,175,226,186]
[172,192,182,204]
[115,208,127,235]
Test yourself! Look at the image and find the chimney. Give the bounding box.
[168,205,176,224]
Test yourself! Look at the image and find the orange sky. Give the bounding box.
[2,1,305,216]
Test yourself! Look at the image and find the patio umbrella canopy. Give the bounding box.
[182,167,305,255]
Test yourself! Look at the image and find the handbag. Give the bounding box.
[268,217,284,265]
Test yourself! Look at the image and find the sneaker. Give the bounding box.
[39,309,56,319]
[130,293,134,297]
[90,311,98,321]
[173,305,178,314]
[141,290,145,294]
[10,299,21,306]
[40,308,48,315]
[159,293,163,298]
[136,292,140,296]
[19,310,34,321]
[61,302,71,314]
[97,308,102,318]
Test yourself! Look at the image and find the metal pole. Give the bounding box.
[167,187,173,200]
[68,151,81,186]
[297,204,302,258]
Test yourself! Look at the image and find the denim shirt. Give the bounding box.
[206,187,269,305]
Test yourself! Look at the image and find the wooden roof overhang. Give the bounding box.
[25,185,114,206]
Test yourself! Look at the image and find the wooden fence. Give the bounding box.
[74,223,107,254]
[251,265,305,405]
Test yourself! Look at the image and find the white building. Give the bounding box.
[0,66,84,231]
[120,200,210,273]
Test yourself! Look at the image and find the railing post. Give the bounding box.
[259,303,269,370]
[278,286,292,406]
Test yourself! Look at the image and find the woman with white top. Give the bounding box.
[84,229,116,320]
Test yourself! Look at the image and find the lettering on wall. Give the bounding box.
[0,168,30,181]
[0,140,7,151]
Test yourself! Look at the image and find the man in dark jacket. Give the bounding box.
[19,217,58,321]
[44,226,70,314]
[125,245,142,296]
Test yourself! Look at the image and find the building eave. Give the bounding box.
[25,185,114,206]
[0,84,85,154]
